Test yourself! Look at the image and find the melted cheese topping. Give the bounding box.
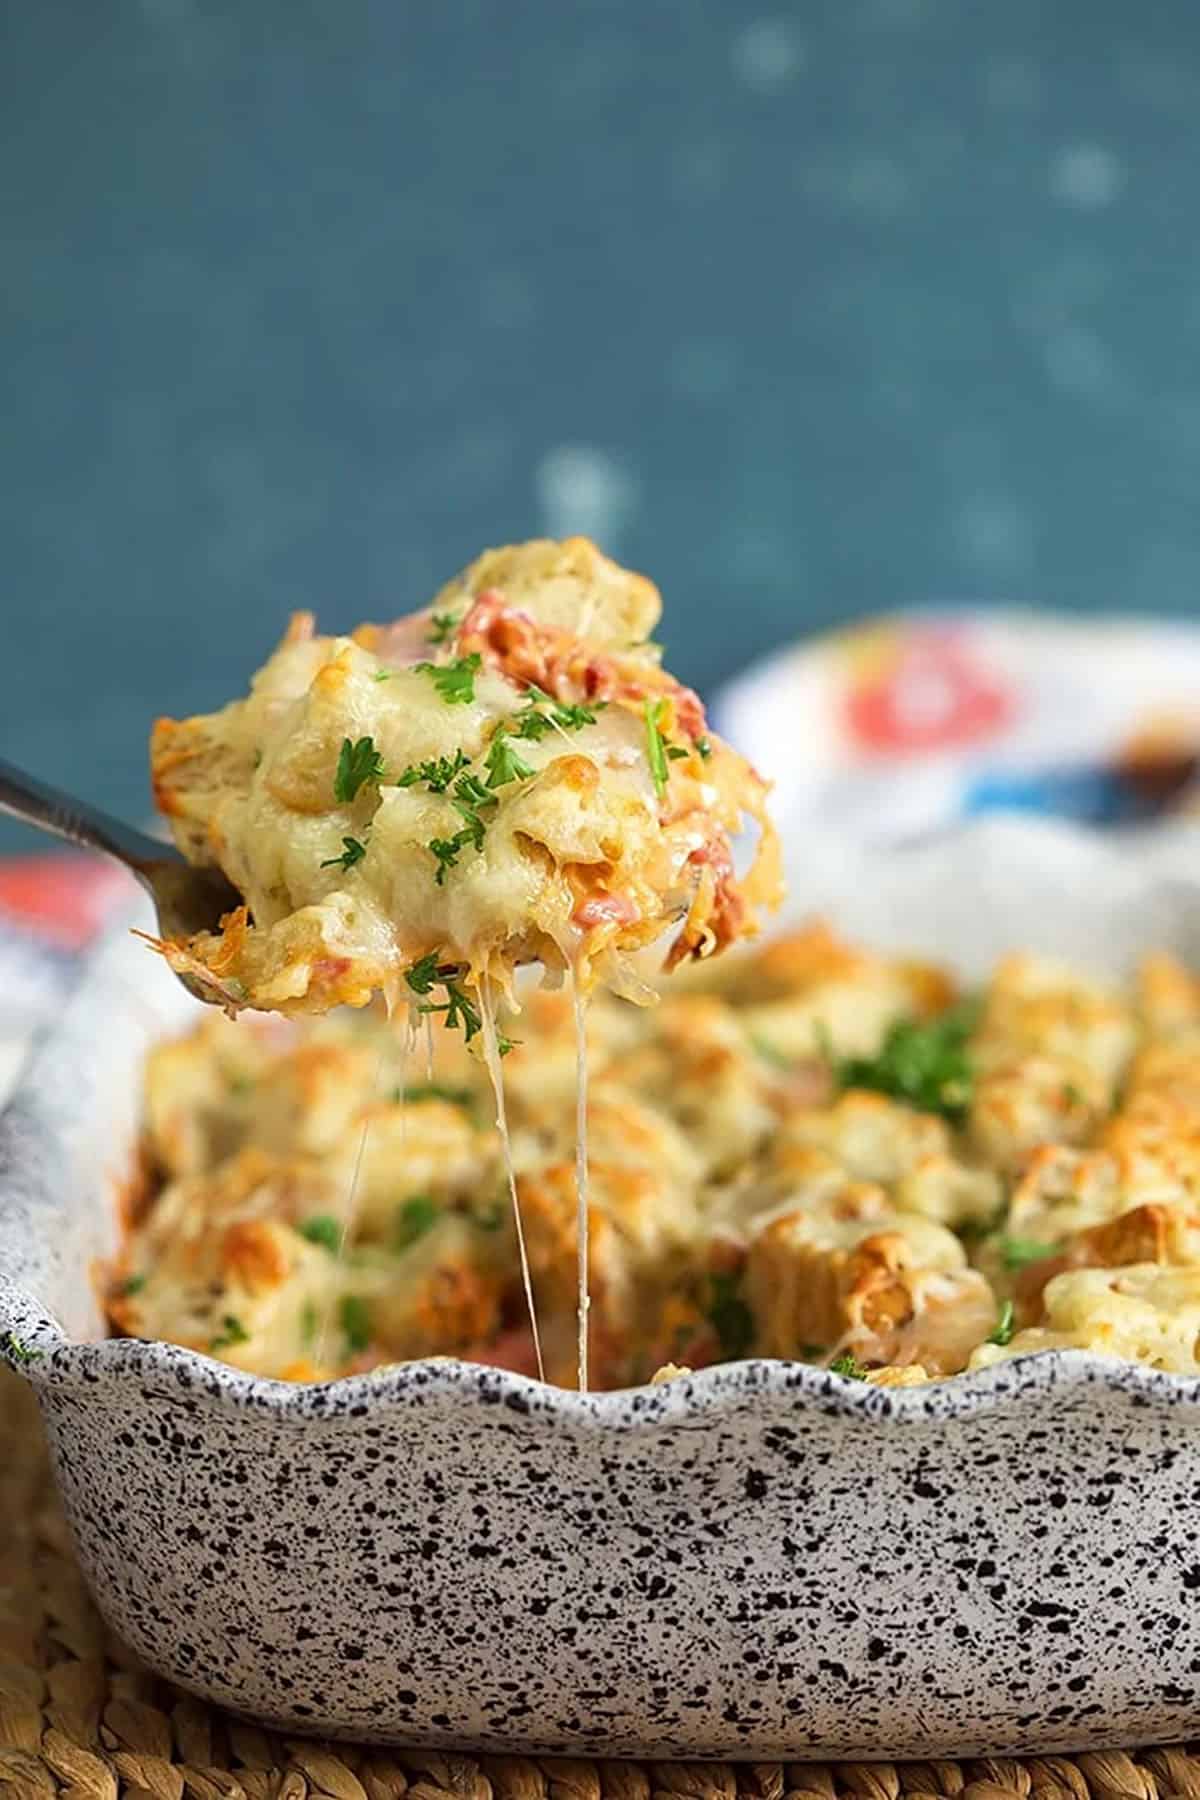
[114,931,1200,1389]
[148,537,781,1017]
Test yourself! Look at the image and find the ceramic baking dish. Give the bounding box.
[5,817,1200,1761]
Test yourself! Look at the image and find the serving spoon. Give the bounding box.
[0,757,240,1000]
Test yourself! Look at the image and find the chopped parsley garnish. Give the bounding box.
[373,668,391,682]
[321,835,368,873]
[210,1315,250,1351]
[485,730,535,790]
[829,999,979,1123]
[749,1033,793,1071]
[706,1272,753,1360]
[404,952,442,995]
[334,735,386,804]
[298,1215,342,1252]
[429,835,466,884]
[428,610,462,646]
[986,1300,1016,1347]
[450,801,492,854]
[829,1352,869,1380]
[425,770,500,880]
[395,749,470,792]
[510,688,604,740]
[118,1273,147,1296]
[405,955,485,1043]
[339,1294,371,1355]
[387,690,599,863]
[395,1194,439,1251]
[300,1300,317,1347]
[399,1082,474,1108]
[999,1235,1059,1272]
[451,770,495,825]
[643,697,671,799]
[696,736,712,759]
[415,652,482,706]
[422,975,483,1041]
[667,745,689,761]
[509,709,553,743]
[548,700,604,731]
[1,1332,39,1364]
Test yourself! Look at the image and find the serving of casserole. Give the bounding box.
[6,817,1200,1759]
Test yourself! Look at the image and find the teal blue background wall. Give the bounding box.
[3,1,1200,847]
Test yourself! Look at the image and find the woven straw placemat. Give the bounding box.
[3,1373,1200,1800]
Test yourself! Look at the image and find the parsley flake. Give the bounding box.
[697,736,712,759]
[1,1332,39,1364]
[404,955,484,1046]
[415,653,482,706]
[485,730,535,790]
[334,735,386,804]
[395,1194,439,1250]
[829,1352,870,1380]
[423,771,499,880]
[511,691,604,740]
[395,749,470,793]
[300,1300,317,1346]
[829,999,979,1123]
[339,1294,371,1354]
[405,952,443,995]
[429,835,465,884]
[453,770,494,812]
[511,709,553,742]
[428,609,462,646]
[644,697,671,799]
[999,1236,1059,1272]
[987,1300,1016,1347]
[118,1273,147,1296]
[450,773,495,847]
[299,1215,342,1252]
[550,699,603,730]
[420,975,482,1042]
[210,1315,249,1351]
[321,835,368,872]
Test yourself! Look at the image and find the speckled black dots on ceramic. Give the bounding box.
[8,1325,1200,1759]
[5,858,1200,1757]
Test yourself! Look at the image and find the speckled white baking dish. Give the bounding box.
[6,817,1200,1761]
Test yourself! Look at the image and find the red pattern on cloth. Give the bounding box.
[0,854,134,949]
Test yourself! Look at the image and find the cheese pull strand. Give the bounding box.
[314,1029,397,1372]
[572,970,591,1392]
[479,977,545,1383]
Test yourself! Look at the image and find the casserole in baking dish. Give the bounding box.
[6,817,1200,1759]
